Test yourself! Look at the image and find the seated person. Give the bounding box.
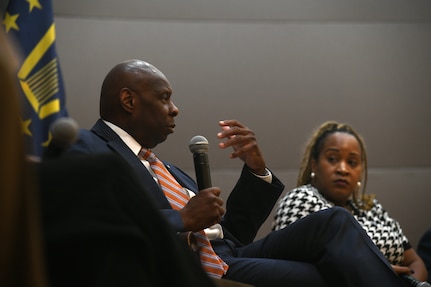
[273,121,428,282]
[66,59,414,287]
[418,228,431,283]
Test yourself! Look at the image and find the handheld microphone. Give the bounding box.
[189,135,212,190]
[43,117,79,160]
[401,275,431,287]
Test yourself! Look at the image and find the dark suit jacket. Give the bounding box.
[38,153,216,287]
[68,119,284,246]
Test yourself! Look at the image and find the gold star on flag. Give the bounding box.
[26,0,42,12]
[2,12,19,33]
[21,118,32,136]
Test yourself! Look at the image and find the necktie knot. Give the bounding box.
[139,148,156,162]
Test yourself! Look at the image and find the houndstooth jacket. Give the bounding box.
[272,184,410,265]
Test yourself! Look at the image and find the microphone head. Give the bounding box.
[189,135,209,153]
[50,117,79,147]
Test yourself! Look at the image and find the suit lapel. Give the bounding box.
[165,163,198,194]
[91,120,172,209]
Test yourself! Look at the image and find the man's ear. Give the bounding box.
[120,88,134,112]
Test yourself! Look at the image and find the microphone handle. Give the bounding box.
[193,152,212,190]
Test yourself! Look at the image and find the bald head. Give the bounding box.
[98,59,177,148]
[99,59,165,120]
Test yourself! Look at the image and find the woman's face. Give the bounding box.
[311,132,363,207]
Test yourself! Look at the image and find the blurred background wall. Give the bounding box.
[2,0,430,247]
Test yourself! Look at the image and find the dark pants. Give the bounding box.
[215,207,408,287]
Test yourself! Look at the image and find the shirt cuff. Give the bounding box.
[250,168,272,183]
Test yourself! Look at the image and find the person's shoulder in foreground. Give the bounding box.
[38,153,218,287]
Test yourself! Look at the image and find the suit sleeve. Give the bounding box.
[222,165,284,245]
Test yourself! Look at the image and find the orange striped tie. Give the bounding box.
[140,149,228,278]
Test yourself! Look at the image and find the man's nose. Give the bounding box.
[170,101,179,116]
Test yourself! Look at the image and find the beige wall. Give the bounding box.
[3,0,431,247]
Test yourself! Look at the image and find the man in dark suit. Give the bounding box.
[67,59,409,287]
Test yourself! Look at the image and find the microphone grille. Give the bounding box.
[50,117,79,147]
[189,135,209,153]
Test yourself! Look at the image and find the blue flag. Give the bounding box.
[2,0,68,157]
